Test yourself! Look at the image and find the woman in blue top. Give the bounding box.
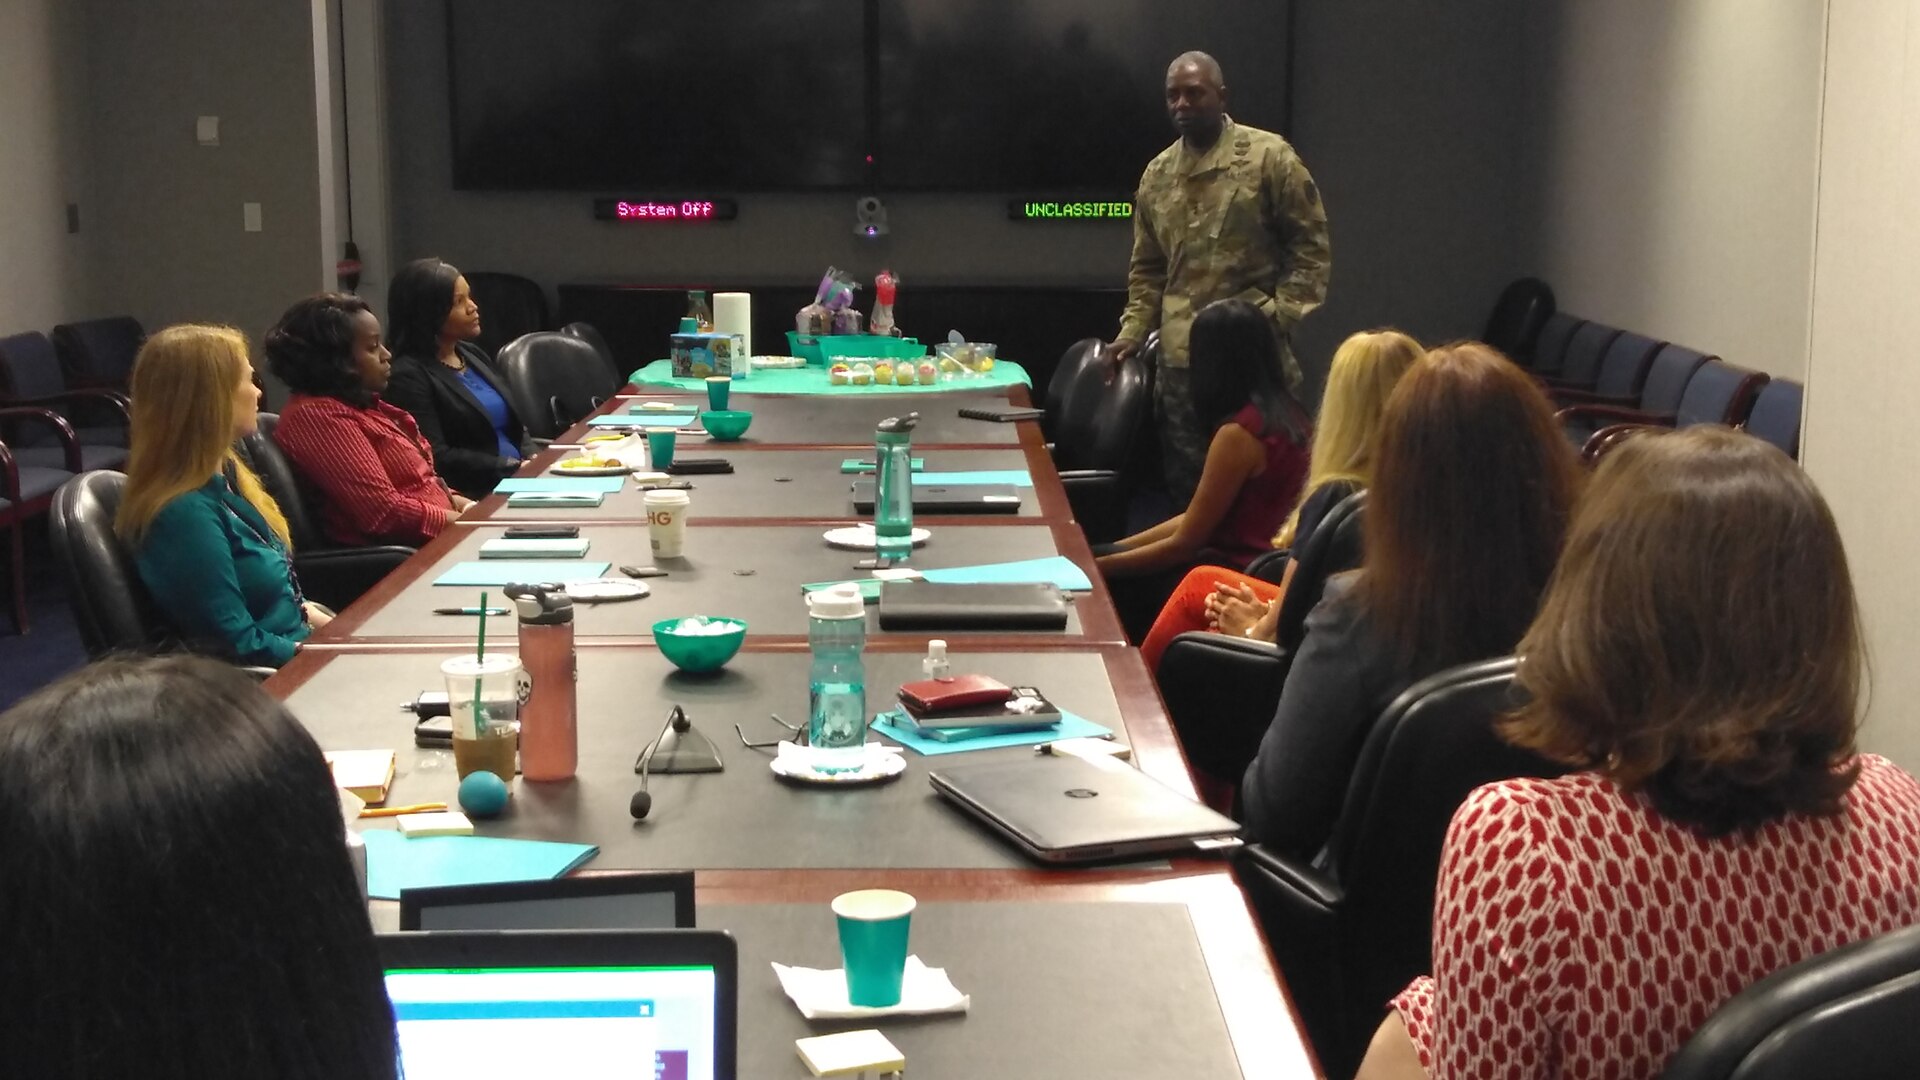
[381,258,529,499]
[116,325,327,666]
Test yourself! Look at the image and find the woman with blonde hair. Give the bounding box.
[1136,328,1422,670]
[117,325,329,667]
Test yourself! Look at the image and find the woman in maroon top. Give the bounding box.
[1357,428,1920,1080]
[265,293,470,547]
[1096,298,1310,641]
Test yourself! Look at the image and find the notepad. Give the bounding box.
[840,458,926,473]
[873,708,1112,756]
[495,476,627,495]
[505,491,606,508]
[324,749,396,805]
[361,830,598,900]
[914,470,1033,487]
[479,538,592,559]
[587,413,696,428]
[434,560,612,586]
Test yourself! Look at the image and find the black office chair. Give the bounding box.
[465,271,551,362]
[51,315,145,391]
[1048,334,1154,544]
[1741,378,1804,460]
[238,415,415,612]
[1155,490,1367,783]
[1557,342,1709,447]
[497,331,621,441]
[560,320,624,385]
[0,330,130,470]
[1236,656,1566,1078]
[1527,311,1585,376]
[1042,337,1101,443]
[1661,923,1920,1080]
[1481,277,1555,366]
[49,470,175,655]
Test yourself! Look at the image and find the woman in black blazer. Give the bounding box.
[381,258,529,499]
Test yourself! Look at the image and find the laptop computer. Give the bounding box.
[379,929,737,1080]
[850,479,1022,513]
[928,752,1242,864]
[398,871,696,932]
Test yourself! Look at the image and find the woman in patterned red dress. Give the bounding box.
[1357,426,1920,1080]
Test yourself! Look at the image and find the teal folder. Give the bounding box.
[495,476,627,494]
[434,560,612,586]
[505,491,606,508]
[872,708,1113,756]
[914,470,1032,487]
[801,555,1092,599]
[362,830,598,901]
[587,413,696,428]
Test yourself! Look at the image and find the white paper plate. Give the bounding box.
[822,525,931,550]
[550,461,636,477]
[563,579,651,603]
[770,748,906,786]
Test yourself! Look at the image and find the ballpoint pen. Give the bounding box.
[434,607,511,616]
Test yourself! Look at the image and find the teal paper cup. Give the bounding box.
[645,426,677,469]
[833,889,916,1007]
[705,375,732,410]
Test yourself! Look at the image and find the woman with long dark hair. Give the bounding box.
[381,258,528,499]
[0,655,398,1077]
[1239,342,1584,853]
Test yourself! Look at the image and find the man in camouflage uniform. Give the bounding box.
[1106,51,1332,503]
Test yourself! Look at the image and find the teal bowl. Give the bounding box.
[652,616,748,672]
[701,409,754,441]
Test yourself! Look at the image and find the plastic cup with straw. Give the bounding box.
[470,591,489,739]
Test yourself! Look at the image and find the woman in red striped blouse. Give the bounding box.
[1357,427,1920,1080]
[265,293,470,547]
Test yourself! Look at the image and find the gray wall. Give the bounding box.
[384,1,1532,394]
[0,0,94,334]
[82,0,326,345]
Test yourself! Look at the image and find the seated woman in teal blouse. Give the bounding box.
[115,324,330,666]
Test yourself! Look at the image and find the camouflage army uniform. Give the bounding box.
[1116,117,1331,502]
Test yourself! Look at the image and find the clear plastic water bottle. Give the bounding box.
[807,583,869,774]
[873,413,918,564]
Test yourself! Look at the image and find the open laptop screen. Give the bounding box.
[380,930,735,1080]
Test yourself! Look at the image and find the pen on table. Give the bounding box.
[435,606,511,616]
[359,802,448,818]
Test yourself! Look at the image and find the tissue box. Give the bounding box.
[670,332,748,379]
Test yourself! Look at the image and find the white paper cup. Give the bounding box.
[644,489,691,558]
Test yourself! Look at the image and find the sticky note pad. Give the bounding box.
[396,811,474,837]
[796,1029,906,1077]
[433,560,612,587]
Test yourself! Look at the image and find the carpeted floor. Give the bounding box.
[0,524,89,710]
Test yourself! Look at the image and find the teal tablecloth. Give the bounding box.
[628,359,1031,395]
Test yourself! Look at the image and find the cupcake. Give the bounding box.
[829,362,852,386]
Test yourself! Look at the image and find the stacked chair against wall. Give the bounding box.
[560,320,623,385]
[1659,922,1920,1080]
[496,331,620,441]
[1548,330,1665,407]
[1740,378,1805,460]
[51,316,145,392]
[0,405,82,633]
[1526,311,1586,377]
[1047,334,1154,544]
[1236,657,1568,1079]
[1556,342,1709,447]
[1540,320,1624,393]
[0,331,131,470]
[236,415,416,612]
[1582,360,1771,463]
[1154,490,1368,788]
[465,272,550,362]
[1480,277,1555,366]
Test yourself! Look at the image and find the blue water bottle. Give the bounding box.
[807,583,869,773]
[873,413,918,565]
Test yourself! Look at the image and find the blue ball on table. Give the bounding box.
[457,770,510,818]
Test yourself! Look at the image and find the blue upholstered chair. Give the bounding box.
[0,331,131,470]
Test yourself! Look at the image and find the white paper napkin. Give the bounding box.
[775,740,904,776]
[772,956,970,1020]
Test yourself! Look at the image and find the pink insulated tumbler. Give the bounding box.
[506,583,577,781]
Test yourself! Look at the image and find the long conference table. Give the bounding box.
[269,370,1324,1079]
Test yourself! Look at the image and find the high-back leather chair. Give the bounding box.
[1741,378,1804,460]
[560,320,623,385]
[51,316,145,391]
[1156,491,1368,783]
[1043,337,1101,442]
[1529,311,1585,375]
[1660,923,1920,1080]
[1237,657,1566,1078]
[496,332,620,440]
[465,272,550,362]
[1481,277,1555,366]
[48,470,173,655]
[236,415,414,611]
[1049,336,1153,542]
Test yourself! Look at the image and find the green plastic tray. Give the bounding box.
[786,331,928,366]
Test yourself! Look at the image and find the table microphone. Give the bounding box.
[631,706,690,820]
